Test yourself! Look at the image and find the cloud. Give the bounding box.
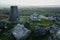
[0,0,60,6]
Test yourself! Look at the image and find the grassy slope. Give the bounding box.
[0,17,60,40]
[20,17,53,40]
[0,7,60,40]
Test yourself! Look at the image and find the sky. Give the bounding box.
[0,0,60,7]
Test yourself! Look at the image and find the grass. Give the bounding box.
[20,17,60,40]
[0,17,60,40]
[0,23,17,40]
[20,17,53,40]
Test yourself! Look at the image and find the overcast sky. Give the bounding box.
[0,0,60,7]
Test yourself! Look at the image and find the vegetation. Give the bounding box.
[0,7,60,40]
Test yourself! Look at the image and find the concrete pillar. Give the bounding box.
[9,6,19,23]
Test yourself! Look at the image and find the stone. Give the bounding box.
[0,21,6,27]
[4,26,7,29]
[34,26,49,37]
[48,35,58,40]
[56,30,60,39]
[30,13,41,21]
[0,21,7,29]
[56,17,60,21]
[20,21,30,28]
[48,25,60,40]
[9,6,19,23]
[11,24,31,40]
[39,15,49,19]
[50,25,58,34]
[47,16,57,21]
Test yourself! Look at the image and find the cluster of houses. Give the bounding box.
[0,6,60,40]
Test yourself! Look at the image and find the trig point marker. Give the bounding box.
[8,6,19,23]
